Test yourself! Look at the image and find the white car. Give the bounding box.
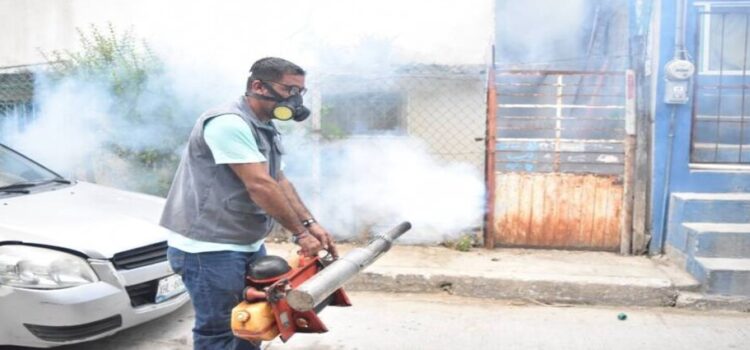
[0,143,189,348]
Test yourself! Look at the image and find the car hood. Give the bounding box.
[0,181,172,259]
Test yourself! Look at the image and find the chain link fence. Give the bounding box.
[2,62,490,243]
[1,63,490,200]
[278,64,490,241]
[0,65,37,133]
[2,63,490,171]
[314,64,489,171]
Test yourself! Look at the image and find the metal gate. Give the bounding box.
[485,70,635,251]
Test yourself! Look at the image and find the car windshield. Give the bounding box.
[0,144,62,188]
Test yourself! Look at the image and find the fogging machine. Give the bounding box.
[231,221,412,342]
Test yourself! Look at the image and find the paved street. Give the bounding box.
[37,292,750,350]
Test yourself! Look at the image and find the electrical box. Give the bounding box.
[664,59,695,104]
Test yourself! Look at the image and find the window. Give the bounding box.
[320,91,405,138]
[697,3,750,74]
[0,145,58,187]
[692,3,750,163]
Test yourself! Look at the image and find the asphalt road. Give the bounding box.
[9,292,750,350]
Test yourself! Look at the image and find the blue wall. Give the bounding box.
[649,0,750,254]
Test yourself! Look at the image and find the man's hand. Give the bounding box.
[307,223,339,258]
[295,230,323,257]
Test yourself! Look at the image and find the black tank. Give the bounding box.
[246,255,291,281]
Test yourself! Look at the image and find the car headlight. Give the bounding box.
[0,245,99,289]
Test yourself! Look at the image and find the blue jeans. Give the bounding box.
[168,246,267,350]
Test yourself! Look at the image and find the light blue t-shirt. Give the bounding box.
[167,114,270,253]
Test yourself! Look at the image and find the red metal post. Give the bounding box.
[621,70,637,255]
[484,59,498,249]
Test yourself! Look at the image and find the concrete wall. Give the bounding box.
[404,74,487,171]
[0,0,78,67]
[0,0,494,69]
[0,0,148,67]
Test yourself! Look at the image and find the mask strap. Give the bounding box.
[247,91,281,102]
[262,81,288,99]
[245,81,286,102]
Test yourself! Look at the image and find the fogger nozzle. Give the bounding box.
[287,221,412,312]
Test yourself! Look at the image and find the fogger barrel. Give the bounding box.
[287,221,412,312]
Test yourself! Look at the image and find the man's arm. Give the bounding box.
[229,163,322,256]
[278,171,338,257]
[277,172,313,222]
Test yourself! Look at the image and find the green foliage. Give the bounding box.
[454,234,474,252]
[43,23,164,122]
[319,104,348,140]
[42,23,181,196]
[443,232,476,252]
[46,25,156,87]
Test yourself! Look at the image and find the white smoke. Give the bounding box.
[283,134,485,243]
[63,0,493,77]
[496,0,590,68]
[3,76,113,177]
[2,0,492,243]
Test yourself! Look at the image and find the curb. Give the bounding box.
[345,272,750,312]
[675,292,750,312]
[266,243,750,312]
[345,272,683,308]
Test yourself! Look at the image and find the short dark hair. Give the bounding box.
[246,57,305,92]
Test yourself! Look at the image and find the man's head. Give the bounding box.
[245,57,309,122]
[247,57,305,86]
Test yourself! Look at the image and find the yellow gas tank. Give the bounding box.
[231,301,279,341]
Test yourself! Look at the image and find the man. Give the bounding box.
[160,57,337,350]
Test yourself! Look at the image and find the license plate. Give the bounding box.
[155,274,186,303]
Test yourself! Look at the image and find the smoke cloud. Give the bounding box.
[496,0,590,68]
[1,0,492,243]
[283,133,485,243]
[3,76,112,177]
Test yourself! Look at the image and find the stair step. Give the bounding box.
[666,193,750,252]
[684,223,750,232]
[695,257,750,271]
[671,193,750,224]
[673,193,750,201]
[684,223,750,258]
[688,257,750,296]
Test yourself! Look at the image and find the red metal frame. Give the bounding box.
[485,54,498,249]
[265,256,352,342]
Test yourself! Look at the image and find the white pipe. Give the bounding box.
[287,222,412,312]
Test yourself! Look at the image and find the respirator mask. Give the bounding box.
[249,81,310,122]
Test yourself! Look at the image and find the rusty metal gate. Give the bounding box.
[485,70,636,252]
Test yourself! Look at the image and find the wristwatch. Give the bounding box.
[301,218,317,227]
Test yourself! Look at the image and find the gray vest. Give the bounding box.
[160,96,283,244]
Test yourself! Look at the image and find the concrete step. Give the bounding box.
[671,192,750,222]
[268,243,699,307]
[684,223,750,259]
[687,257,750,296]
[666,193,750,252]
